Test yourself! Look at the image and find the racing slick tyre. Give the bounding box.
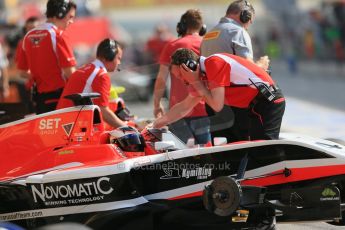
[203,176,241,217]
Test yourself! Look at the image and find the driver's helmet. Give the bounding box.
[110,126,146,152]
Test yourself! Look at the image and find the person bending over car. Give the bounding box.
[153,48,285,141]
[57,38,126,128]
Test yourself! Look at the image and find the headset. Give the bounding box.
[239,0,252,24]
[56,0,70,19]
[199,24,207,36]
[104,39,118,61]
[176,20,207,37]
[176,20,187,37]
[183,59,198,71]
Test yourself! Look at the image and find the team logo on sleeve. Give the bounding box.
[28,33,47,46]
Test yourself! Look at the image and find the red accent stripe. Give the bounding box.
[161,165,345,200]
[165,165,345,201]
[242,164,345,187]
[251,106,263,125]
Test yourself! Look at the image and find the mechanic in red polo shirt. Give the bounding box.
[17,0,77,114]
[153,48,285,141]
[153,9,210,144]
[57,39,126,128]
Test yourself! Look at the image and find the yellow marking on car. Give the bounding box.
[58,150,75,155]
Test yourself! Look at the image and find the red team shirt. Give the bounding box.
[57,60,110,109]
[159,35,207,117]
[17,23,76,93]
[196,53,275,108]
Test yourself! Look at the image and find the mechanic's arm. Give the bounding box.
[192,81,225,112]
[153,95,202,128]
[153,64,169,118]
[62,66,76,80]
[99,106,127,128]
[179,64,225,112]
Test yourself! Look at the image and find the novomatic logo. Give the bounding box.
[31,177,114,203]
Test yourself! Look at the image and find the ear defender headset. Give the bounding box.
[56,0,70,19]
[104,39,118,61]
[239,0,252,24]
[183,59,198,71]
[176,19,187,37]
[199,24,207,36]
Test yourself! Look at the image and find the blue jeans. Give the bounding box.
[168,116,211,144]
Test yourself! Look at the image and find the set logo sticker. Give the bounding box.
[38,118,61,135]
[30,177,114,206]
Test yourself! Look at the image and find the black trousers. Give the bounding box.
[206,90,285,143]
[249,91,286,140]
[33,88,63,114]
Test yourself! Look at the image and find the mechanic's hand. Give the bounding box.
[135,119,152,131]
[256,55,270,71]
[144,122,154,130]
[154,104,164,118]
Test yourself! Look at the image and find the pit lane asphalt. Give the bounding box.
[125,59,345,229]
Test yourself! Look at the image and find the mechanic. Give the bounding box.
[153,48,285,141]
[57,38,127,128]
[201,0,269,69]
[14,16,40,112]
[145,23,175,93]
[153,9,210,145]
[16,0,77,114]
[200,0,270,143]
[15,16,40,77]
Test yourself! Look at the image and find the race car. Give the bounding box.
[0,93,345,230]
